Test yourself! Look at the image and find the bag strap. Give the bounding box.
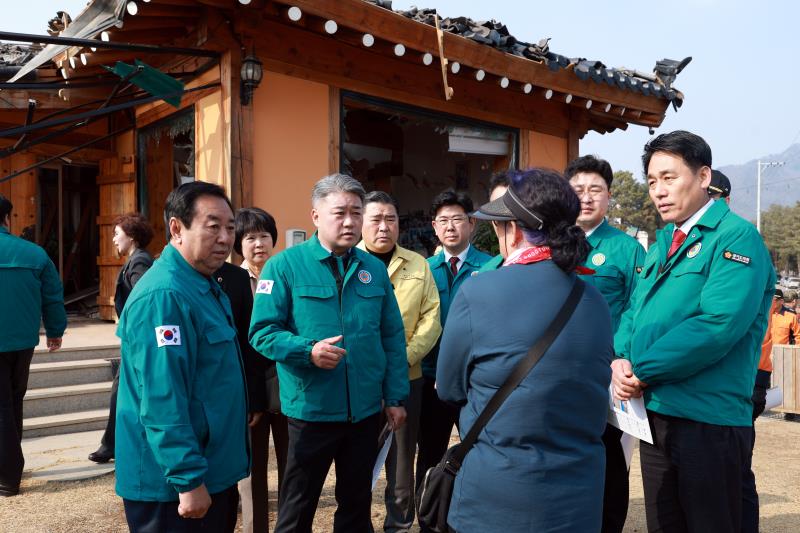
[445,278,585,473]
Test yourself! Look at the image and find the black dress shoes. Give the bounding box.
[0,486,19,497]
[88,448,114,463]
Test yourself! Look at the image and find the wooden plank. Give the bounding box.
[224,48,253,209]
[272,0,669,117]
[254,20,570,136]
[96,172,135,185]
[329,86,341,174]
[136,85,220,129]
[518,130,531,169]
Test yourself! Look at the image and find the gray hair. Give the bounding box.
[311,173,366,206]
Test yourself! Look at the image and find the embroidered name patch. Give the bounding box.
[723,250,751,265]
[155,326,181,347]
[256,280,274,294]
[358,270,372,284]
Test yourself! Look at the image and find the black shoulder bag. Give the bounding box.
[415,279,585,533]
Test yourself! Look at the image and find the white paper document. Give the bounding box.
[372,427,394,491]
[607,385,653,444]
[765,387,783,411]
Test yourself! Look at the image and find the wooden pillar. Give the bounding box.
[224,49,254,210]
[328,86,340,174]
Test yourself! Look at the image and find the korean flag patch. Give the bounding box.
[155,326,182,347]
[256,279,274,295]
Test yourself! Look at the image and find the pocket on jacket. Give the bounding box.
[204,325,236,344]
[295,285,339,337]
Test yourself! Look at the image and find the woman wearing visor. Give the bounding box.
[435,168,613,532]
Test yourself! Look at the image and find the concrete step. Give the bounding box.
[23,382,113,418]
[32,344,120,364]
[23,409,108,438]
[27,359,114,389]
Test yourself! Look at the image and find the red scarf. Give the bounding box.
[504,246,595,275]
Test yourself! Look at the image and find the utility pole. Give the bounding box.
[757,160,785,233]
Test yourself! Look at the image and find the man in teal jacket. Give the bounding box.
[0,194,66,497]
[416,189,491,511]
[566,155,646,533]
[613,131,775,533]
[249,173,408,533]
[116,182,248,532]
[477,173,509,273]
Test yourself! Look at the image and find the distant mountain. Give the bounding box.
[720,143,800,221]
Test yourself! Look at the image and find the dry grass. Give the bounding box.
[2,415,799,532]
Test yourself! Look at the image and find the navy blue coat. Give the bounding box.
[436,260,613,533]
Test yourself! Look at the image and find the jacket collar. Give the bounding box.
[0,226,8,235]
[161,243,214,294]
[655,199,731,276]
[431,243,481,269]
[586,219,613,248]
[307,232,356,262]
[356,240,415,278]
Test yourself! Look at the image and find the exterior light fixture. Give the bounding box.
[240,53,263,106]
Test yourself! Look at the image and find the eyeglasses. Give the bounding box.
[573,189,607,200]
[434,216,468,226]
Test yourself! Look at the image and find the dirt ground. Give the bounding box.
[2,414,799,533]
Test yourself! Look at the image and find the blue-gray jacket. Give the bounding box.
[437,260,613,533]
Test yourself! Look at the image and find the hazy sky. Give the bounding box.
[9,0,800,180]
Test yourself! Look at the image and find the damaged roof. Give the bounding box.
[367,1,689,109]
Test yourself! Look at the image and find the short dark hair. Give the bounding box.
[431,189,474,218]
[642,130,712,175]
[164,181,232,235]
[364,190,399,212]
[0,194,12,223]
[489,172,510,193]
[234,207,278,255]
[113,213,154,248]
[564,155,614,190]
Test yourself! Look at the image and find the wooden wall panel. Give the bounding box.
[0,153,37,236]
[96,156,136,321]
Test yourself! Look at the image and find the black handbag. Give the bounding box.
[415,279,585,533]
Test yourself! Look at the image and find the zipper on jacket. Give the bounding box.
[210,284,252,465]
[329,256,353,423]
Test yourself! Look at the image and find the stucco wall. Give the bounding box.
[252,72,330,251]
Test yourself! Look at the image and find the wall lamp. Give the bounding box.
[240,53,263,106]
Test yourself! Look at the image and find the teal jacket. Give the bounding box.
[423,245,492,378]
[115,244,249,501]
[0,226,66,351]
[615,201,775,426]
[580,220,646,333]
[478,254,503,273]
[248,234,408,422]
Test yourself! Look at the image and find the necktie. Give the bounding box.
[449,256,459,277]
[667,229,687,259]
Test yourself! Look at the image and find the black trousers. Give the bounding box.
[601,424,629,533]
[742,370,770,533]
[274,413,380,533]
[415,377,459,492]
[640,411,750,533]
[123,485,239,533]
[96,368,119,455]
[0,348,34,492]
